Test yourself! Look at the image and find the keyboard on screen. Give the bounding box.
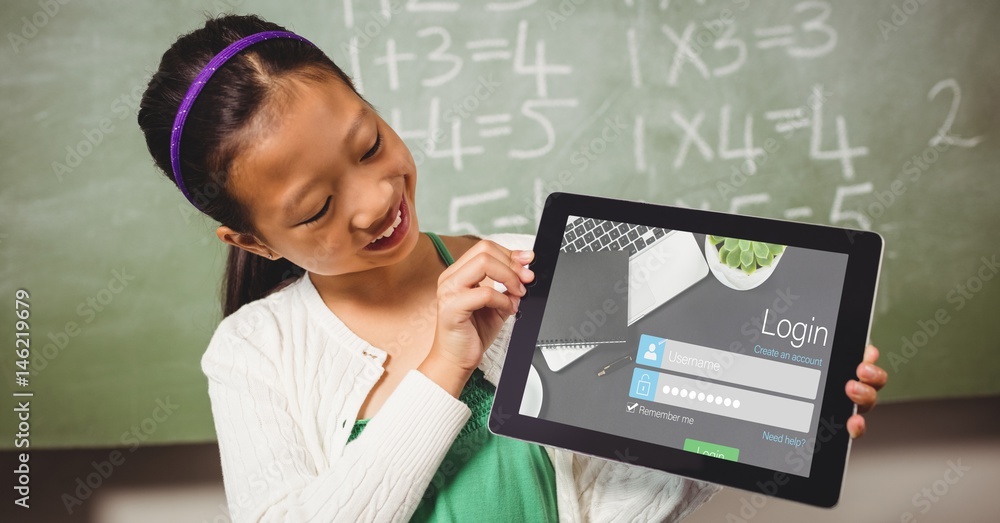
[560,218,667,256]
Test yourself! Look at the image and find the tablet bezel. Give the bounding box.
[489,191,883,508]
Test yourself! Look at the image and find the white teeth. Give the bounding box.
[370,210,403,244]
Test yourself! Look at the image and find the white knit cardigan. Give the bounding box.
[201,232,722,522]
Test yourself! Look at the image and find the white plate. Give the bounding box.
[518,364,544,417]
[705,235,782,291]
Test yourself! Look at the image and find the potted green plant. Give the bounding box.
[705,235,786,291]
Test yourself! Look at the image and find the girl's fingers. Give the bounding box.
[439,240,510,283]
[863,344,879,363]
[442,252,526,300]
[439,285,518,319]
[857,345,887,391]
[857,361,888,391]
[846,346,882,438]
[440,240,532,285]
[846,379,877,414]
[439,246,533,300]
[847,414,866,439]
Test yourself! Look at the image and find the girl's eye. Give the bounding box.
[303,196,331,226]
[361,131,382,161]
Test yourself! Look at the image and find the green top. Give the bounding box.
[347,231,558,522]
[425,230,456,266]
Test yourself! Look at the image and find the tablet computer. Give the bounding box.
[489,191,883,508]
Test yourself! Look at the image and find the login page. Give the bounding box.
[521,215,849,477]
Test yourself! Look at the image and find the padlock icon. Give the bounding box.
[636,374,652,396]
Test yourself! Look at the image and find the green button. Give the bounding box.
[683,438,740,461]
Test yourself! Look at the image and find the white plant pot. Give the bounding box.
[704,236,783,291]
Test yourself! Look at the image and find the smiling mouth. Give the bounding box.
[366,194,407,248]
[370,208,403,244]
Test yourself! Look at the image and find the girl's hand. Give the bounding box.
[420,241,534,396]
[845,344,888,439]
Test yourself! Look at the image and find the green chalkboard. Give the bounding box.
[1,0,998,449]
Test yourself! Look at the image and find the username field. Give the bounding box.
[635,335,822,400]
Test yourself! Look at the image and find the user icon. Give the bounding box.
[636,334,665,366]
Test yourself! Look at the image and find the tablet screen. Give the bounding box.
[521,214,849,478]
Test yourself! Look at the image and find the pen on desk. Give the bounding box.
[597,354,633,376]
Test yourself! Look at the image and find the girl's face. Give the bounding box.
[219,72,420,276]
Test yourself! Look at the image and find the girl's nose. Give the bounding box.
[347,176,397,233]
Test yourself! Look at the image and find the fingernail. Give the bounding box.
[861,364,877,380]
[516,250,534,262]
[519,281,526,294]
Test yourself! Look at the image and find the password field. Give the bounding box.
[629,368,814,433]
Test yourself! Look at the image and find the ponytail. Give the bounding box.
[222,245,305,317]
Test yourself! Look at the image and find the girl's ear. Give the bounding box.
[216,225,279,260]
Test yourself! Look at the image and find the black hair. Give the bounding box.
[138,14,365,317]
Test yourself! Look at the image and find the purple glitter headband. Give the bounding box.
[170,30,316,210]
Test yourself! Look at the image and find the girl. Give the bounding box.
[137,14,887,522]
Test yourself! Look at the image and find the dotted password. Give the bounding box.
[663,385,740,409]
